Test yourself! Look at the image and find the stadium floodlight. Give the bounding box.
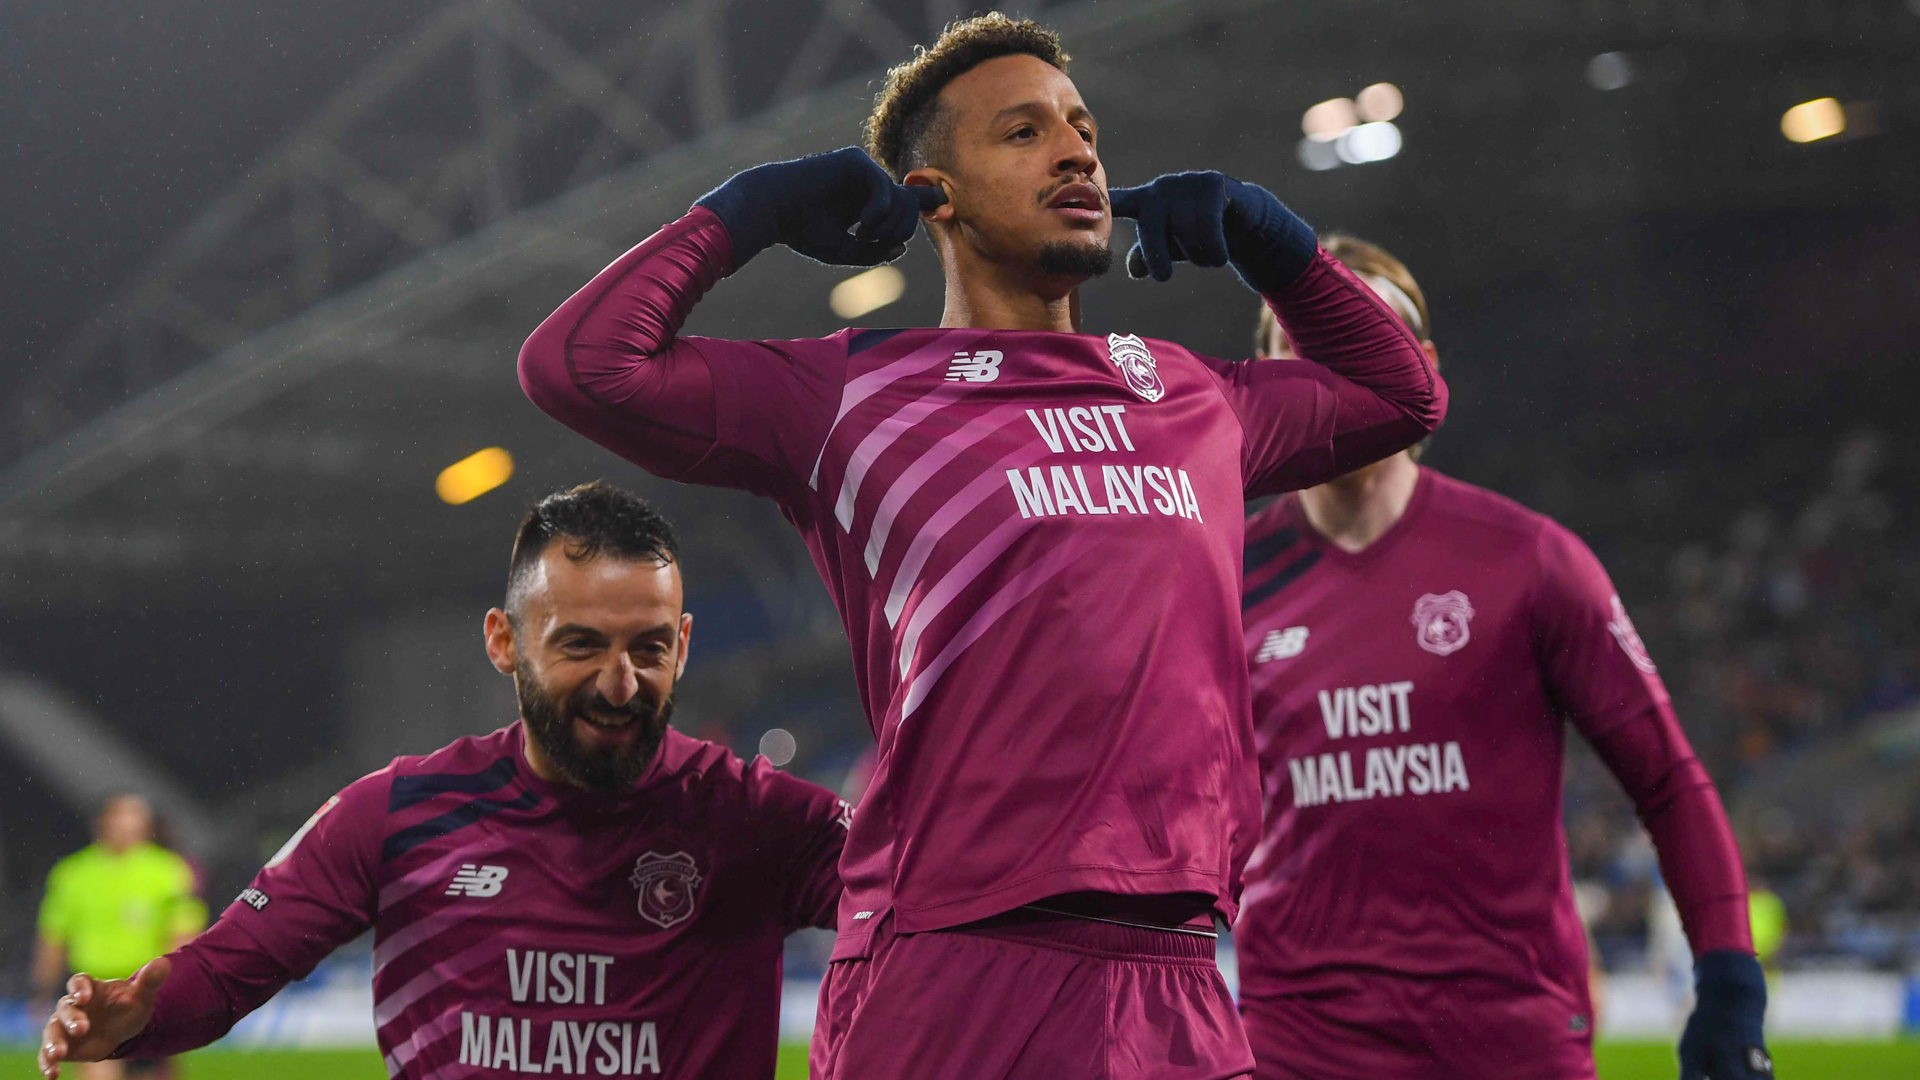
[759,727,797,767]
[1586,52,1635,91]
[1301,97,1360,141]
[1355,83,1404,123]
[1296,137,1342,172]
[830,265,908,319]
[435,447,514,505]
[1336,121,1403,165]
[1781,98,1846,143]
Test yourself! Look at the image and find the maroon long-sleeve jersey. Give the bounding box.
[116,725,848,1078]
[518,207,1445,955]
[1234,469,1751,1079]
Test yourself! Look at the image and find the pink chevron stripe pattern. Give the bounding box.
[377,848,474,914]
[901,537,1088,719]
[894,513,1032,682]
[806,329,985,489]
[374,937,496,1029]
[863,404,1022,575]
[882,440,1050,628]
[833,379,988,530]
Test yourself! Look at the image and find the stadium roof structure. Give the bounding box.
[0,0,1914,616]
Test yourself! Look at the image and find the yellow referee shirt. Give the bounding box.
[37,842,207,979]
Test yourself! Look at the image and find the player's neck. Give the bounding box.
[1297,453,1420,554]
[939,253,1082,332]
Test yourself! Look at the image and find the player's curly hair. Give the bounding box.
[865,13,1071,180]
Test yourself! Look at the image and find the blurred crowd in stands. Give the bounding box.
[1566,427,1920,972]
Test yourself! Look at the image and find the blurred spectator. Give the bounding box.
[1566,427,1920,971]
[32,794,206,1080]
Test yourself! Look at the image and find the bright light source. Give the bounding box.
[1301,98,1359,141]
[1296,137,1341,172]
[435,447,514,505]
[1586,52,1634,91]
[830,265,907,320]
[1355,83,1404,122]
[1781,98,1846,143]
[1336,122,1403,165]
[759,727,797,767]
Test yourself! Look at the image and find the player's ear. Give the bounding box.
[903,168,954,223]
[1421,339,1440,371]
[484,608,518,675]
[675,612,693,680]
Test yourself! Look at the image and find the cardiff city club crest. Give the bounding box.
[628,851,703,929]
[1106,333,1165,402]
[1411,591,1475,656]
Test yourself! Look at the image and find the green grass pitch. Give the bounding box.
[4,1039,1915,1076]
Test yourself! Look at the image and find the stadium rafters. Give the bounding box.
[15,0,976,460]
[18,0,1913,471]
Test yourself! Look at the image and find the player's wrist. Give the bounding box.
[1221,177,1317,296]
[692,171,783,267]
[1694,948,1766,1001]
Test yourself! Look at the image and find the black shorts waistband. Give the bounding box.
[952,906,1220,963]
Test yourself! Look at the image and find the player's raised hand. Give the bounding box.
[1108,171,1317,294]
[1677,950,1774,1080]
[38,958,170,1078]
[694,146,947,268]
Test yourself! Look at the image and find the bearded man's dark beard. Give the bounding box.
[1037,237,1114,278]
[516,666,674,793]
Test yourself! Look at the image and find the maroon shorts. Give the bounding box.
[811,909,1252,1080]
[1239,976,1596,1080]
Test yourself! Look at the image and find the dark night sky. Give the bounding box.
[0,0,441,393]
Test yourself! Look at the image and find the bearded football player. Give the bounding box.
[519,14,1445,1077]
[39,484,849,1080]
[1234,237,1770,1080]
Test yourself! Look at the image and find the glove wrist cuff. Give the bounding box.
[692,185,777,267]
[1222,178,1318,295]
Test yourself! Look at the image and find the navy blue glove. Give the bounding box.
[1679,950,1773,1080]
[1107,171,1318,295]
[694,146,946,267]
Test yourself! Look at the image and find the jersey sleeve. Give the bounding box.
[1531,523,1754,956]
[745,758,849,932]
[115,768,392,1058]
[517,207,842,511]
[1202,250,1447,496]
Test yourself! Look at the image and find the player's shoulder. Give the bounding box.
[385,722,521,781]
[47,846,98,879]
[1245,492,1300,539]
[1420,469,1561,546]
[1422,470,1608,588]
[651,729,841,817]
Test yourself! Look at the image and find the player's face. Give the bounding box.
[910,54,1111,281]
[488,548,692,792]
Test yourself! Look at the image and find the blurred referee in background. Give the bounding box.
[34,794,206,1080]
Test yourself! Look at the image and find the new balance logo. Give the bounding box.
[1256,626,1309,662]
[446,864,509,898]
[944,350,1003,382]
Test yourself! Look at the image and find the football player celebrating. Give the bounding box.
[39,484,848,1079]
[519,13,1443,1078]
[1234,236,1770,1080]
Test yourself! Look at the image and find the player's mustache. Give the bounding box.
[1036,177,1104,208]
[567,688,661,723]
